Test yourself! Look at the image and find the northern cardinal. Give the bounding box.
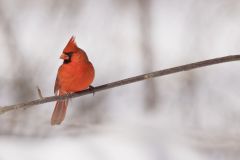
[51,36,95,125]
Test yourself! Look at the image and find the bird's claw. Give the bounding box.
[89,85,95,96]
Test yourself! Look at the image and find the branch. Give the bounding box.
[1,55,240,114]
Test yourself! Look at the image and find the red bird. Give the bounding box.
[51,36,95,125]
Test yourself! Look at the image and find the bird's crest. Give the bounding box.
[63,36,78,53]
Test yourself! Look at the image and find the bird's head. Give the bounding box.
[60,36,78,64]
[60,36,89,64]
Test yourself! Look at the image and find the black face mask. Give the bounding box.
[63,52,74,64]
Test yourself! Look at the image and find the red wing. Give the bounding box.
[54,66,62,95]
[54,76,59,95]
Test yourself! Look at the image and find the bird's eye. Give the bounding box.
[63,52,73,55]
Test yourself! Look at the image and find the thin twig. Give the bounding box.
[0,55,240,114]
[36,86,43,99]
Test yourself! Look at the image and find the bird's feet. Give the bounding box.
[89,85,95,96]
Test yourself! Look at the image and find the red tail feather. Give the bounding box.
[51,99,69,125]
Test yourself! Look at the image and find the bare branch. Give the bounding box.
[1,55,240,114]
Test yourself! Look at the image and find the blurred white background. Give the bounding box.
[1,0,240,159]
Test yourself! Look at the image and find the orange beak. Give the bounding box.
[60,53,69,60]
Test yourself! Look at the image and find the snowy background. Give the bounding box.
[1,0,240,159]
